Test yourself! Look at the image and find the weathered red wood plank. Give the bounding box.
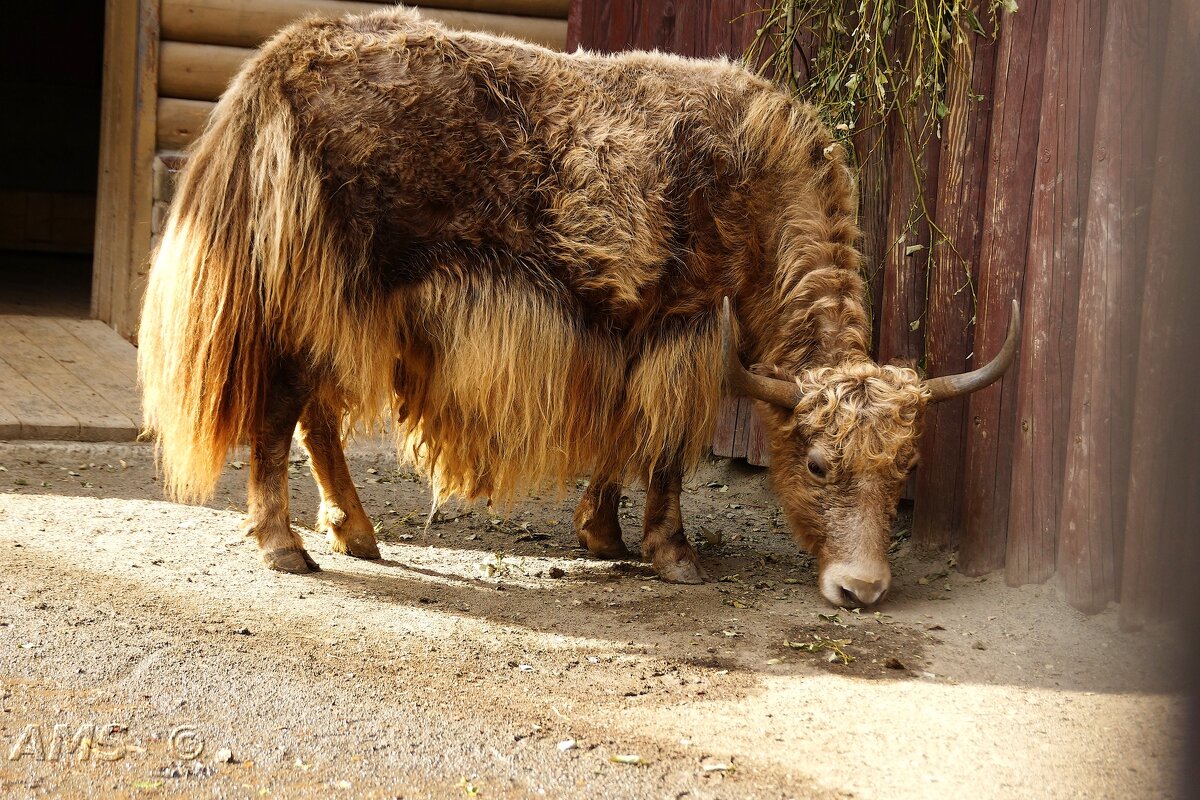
[565,0,582,49]
[911,26,998,552]
[875,9,945,376]
[958,0,1051,575]
[876,106,936,370]
[878,28,942,530]
[745,401,769,467]
[724,398,744,460]
[1117,0,1200,628]
[1058,0,1166,612]
[854,120,892,361]
[711,393,738,458]
[1004,0,1104,587]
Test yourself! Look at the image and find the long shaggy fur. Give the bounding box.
[139,5,870,507]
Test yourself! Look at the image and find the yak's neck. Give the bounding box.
[750,222,872,378]
[727,93,866,378]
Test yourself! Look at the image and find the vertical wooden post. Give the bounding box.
[561,0,580,50]
[876,153,935,368]
[958,0,1051,575]
[1004,0,1104,587]
[876,38,939,373]
[854,122,891,360]
[565,0,583,50]
[910,24,998,554]
[1058,0,1166,612]
[1117,0,1200,628]
[94,0,160,340]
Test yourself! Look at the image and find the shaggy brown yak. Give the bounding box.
[139,6,1018,606]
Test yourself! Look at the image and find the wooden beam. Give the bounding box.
[157,97,213,151]
[417,0,568,15]
[123,0,164,341]
[711,394,737,458]
[877,28,940,513]
[565,0,581,50]
[159,41,250,101]
[853,122,891,361]
[94,0,140,326]
[94,0,160,340]
[160,0,568,50]
[876,47,938,371]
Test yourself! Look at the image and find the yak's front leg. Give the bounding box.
[298,399,380,560]
[246,367,319,573]
[642,462,705,584]
[574,478,628,559]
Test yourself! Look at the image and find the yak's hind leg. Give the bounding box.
[246,363,319,574]
[298,397,380,560]
[641,462,706,584]
[574,478,628,559]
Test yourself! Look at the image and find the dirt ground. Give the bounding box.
[0,440,1189,798]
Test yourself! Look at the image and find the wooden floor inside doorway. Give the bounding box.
[0,315,141,441]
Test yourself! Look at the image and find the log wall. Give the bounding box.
[574,0,1199,623]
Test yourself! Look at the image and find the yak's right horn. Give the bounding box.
[720,297,803,410]
[925,299,1021,403]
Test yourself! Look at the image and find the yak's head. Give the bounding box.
[720,298,1020,608]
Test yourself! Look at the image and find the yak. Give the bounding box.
[138,6,1018,607]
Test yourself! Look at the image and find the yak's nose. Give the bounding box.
[837,577,888,607]
[820,564,892,607]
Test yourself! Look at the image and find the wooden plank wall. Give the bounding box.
[574,0,1198,623]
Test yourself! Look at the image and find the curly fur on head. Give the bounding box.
[762,362,927,520]
[792,362,929,475]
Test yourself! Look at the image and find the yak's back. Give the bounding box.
[254,7,783,309]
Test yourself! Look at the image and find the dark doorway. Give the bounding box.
[0,3,105,317]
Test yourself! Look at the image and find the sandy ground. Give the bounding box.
[0,440,1189,799]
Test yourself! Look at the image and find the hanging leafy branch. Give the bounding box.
[745,0,1010,148]
[744,0,1013,343]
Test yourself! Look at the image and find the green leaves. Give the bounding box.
[784,636,856,664]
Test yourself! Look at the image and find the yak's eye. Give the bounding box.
[806,450,829,481]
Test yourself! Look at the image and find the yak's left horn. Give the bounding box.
[720,297,803,409]
[925,299,1021,403]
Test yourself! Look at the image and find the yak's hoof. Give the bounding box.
[328,532,381,560]
[654,557,707,584]
[263,547,321,573]
[579,534,630,561]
